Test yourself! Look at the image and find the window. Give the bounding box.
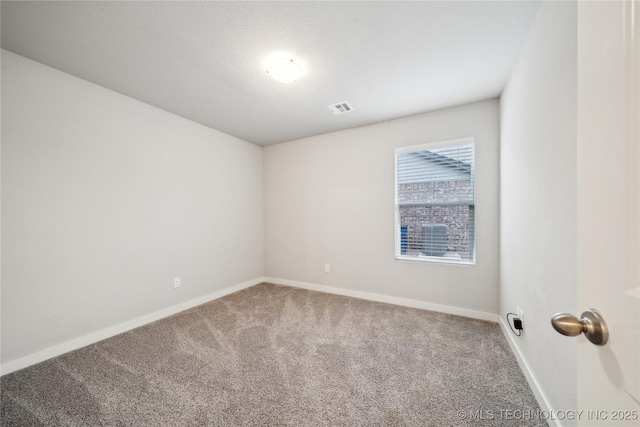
[395,138,475,264]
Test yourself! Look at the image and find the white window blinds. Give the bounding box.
[395,139,475,264]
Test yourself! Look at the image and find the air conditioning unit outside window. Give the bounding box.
[421,224,447,257]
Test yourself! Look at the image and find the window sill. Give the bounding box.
[395,255,476,266]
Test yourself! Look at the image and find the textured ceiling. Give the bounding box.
[1,1,541,146]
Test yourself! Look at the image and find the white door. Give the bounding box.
[576,0,640,424]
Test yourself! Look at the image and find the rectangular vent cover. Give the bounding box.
[327,101,354,115]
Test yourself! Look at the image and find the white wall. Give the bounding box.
[499,0,577,421]
[1,50,263,364]
[264,99,500,316]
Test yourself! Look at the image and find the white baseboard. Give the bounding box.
[0,277,264,376]
[264,277,498,322]
[499,316,560,427]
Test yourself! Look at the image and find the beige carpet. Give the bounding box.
[1,283,545,426]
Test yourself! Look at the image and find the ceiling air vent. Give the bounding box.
[327,101,354,115]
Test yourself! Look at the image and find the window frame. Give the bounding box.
[394,137,476,265]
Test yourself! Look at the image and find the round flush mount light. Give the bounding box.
[266,58,302,83]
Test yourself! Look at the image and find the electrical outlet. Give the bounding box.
[174,277,181,289]
[516,306,524,322]
[324,264,330,273]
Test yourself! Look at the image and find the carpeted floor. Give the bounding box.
[1,283,546,426]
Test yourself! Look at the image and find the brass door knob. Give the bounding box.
[551,309,608,346]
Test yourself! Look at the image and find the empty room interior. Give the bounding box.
[1,1,639,426]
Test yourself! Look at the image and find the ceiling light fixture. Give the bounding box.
[266,58,302,83]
